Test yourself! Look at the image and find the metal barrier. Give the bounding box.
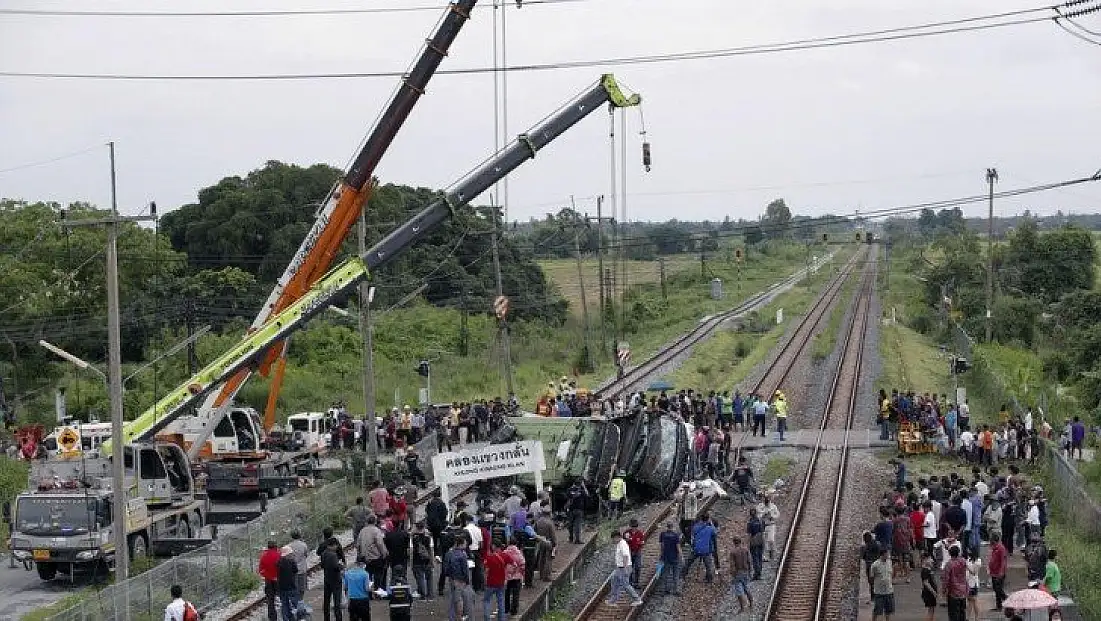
[43,479,355,621]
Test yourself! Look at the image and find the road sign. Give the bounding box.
[57,427,79,453]
[494,295,510,319]
[616,342,631,367]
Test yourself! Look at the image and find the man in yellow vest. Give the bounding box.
[772,391,788,442]
[608,470,627,520]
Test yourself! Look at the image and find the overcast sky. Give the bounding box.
[1,0,1099,225]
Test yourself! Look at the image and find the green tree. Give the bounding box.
[763,199,792,238]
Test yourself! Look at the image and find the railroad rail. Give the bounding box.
[595,252,843,398]
[764,252,875,621]
[745,246,865,402]
[575,491,721,621]
[225,480,477,621]
[576,249,869,621]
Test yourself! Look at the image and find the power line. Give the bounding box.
[0,8,1063,81]
[0,144,104,174]
[1054,15,1101,44]
[0,0,586,18]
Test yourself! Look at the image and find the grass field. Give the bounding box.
[539,255,699,317]
[669,249,854,392]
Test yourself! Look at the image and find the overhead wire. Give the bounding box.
[0,144,104,174]
[0,7,1066,81]
[0,0,587,18]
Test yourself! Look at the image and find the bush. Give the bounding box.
[908,309,936,335]
[1042,351,1072,383]
[734,338,750,359]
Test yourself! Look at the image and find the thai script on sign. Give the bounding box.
[432,440,544,485]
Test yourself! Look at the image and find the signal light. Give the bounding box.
[416,361,430,377]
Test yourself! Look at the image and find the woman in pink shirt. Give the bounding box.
[503,536,527,616]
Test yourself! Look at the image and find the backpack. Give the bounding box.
[182,602,200,621]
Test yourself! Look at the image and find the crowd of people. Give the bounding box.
[323,398,518,456]
[600,478,784,615]
[878,390,1086,469]
[864,451,1064,621]
[250,479,571,621]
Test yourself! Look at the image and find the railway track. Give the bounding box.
[575,249,869,621]
[575,492,721,621]
[764,253,875,621]
[596,251,844,398]
[224,480,477,621]
[741,247,864,409]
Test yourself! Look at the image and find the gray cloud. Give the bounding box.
[1,0,1098,224]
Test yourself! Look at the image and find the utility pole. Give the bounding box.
[606,267,616,356]
[459,289,470,356]
[985,168,998,343]
[60,142,154,583]
[569,199,593,371]
[595,196,607,358]
[185,300,199,375]
[619,109,629,331]
[659,256,667,300]
[490,199,514,397]
[356,209,379,475]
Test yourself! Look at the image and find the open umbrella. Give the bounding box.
[1004,588,1057,609]
[1004,588,1058,621]
[647,379,675,392]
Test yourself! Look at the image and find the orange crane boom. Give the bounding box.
[203,0,480,431]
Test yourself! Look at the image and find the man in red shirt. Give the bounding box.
[908,504,925,548]
[988,530,1008,611]
[257,540,281,621]
[623,518,646,588]
[941,545,969,621]
[483,543,513,621]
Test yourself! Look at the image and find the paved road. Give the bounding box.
[0,458,346,620]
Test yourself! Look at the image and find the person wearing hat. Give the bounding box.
[276,545,301,621]
[608,470,627,521]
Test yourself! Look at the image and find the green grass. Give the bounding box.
[1038,460,1101,620]
[811,276,855,363]
[19,588,100,621]
[878,322,952,396]
[669,249,854,392]
[539,255,698,318]
[762,455,796,485]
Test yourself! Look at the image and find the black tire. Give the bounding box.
[128,533,149,561]
[36,562,56,581]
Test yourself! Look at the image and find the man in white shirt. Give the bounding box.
[163,585,192,621]
[974,480,989,497]
[1024,409,1033,432]
[1025,499,1041,542]
[605,531,643,606]
[960,496,973,554]
[922,500,938,556]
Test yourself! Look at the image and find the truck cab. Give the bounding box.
[160,407,266,459]
[9,475,202,581]
[283,412,331,451]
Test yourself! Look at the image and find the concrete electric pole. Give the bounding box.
[60,142,154,582]
[985,168,998,343]
[357,209,380,478]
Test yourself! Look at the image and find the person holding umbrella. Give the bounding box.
[1003,582,1060,621]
